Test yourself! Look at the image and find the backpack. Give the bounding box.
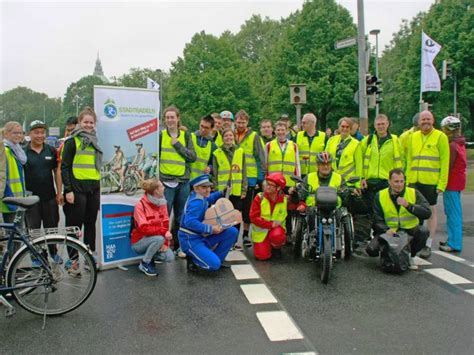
[129,200,145,238]
[379,232,411,273]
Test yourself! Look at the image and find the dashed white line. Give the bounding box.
[413,256,432,266]
[424,268,472,285]
[226,250,248,261]
[256,311,304,341]
[240,284,278,304]
[432,250,466,263]
[231,264,260,280]
[464,289,474,295]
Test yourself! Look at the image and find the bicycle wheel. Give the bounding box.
[123,175,138,196]
[6,236,97,316]
[101,174,112,194]
[342,215,354,260]
[321,233,332,284]
[292,217,304,257]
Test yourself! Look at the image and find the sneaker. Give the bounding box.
[243,236,252,248]
[418,246,431,259]
[438,240,447,247]
[439,245,459,253]
[408,256,418,270]
[177,251,187,259]
[138,261,158,276]
[65,259,81,277]
[232,244,243,251]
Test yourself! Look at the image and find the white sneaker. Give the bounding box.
[408,256,418,271]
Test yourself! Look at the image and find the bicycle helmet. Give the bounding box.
[440,116,461,131]
[316,152,333,164]
[114,145,120,149]
[151,153,158,158]
[135,142,143,146]
[220,110,234,121]
[266,173,286,190]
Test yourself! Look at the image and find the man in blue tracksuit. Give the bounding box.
[178,174,238,272]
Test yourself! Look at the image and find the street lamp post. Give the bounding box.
[370,29,380,116]
[155,69,163,122]
[74,94,81,116]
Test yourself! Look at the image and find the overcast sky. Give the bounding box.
[1,0,434,98]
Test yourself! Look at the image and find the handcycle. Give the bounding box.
[0,196,97,326]
[290,176,358,283]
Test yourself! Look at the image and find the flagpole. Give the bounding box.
[419,31,424,112]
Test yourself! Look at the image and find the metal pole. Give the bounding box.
[374,32,380,116]
[43,105,46,125]
[357,0,368,135]
[295,104,302,128]
[453,76,457,115]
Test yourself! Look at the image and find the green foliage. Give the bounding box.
[380,0,474,138]
[0,87,62,129]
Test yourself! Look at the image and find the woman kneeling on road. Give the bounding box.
[131,179,175,277]
[249,173,287,260]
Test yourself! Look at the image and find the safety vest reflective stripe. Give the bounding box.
[412,156,440,161]
[213,148,244,196]
[379,187,419,231]
[296,131,325,176]
[160,131,186,176]
[326,135,360,182]
[72,137,100,181]
[340,166,355,178]
[267,140,297,187]
[1,146,26,212]
[411,167,440,172]
[251,193,287,243]
[238,132,258,178]
[190,133,212,180]
[305,172,342,207]
[362,134,402,180]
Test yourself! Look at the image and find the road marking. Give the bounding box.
[465,289,474,295]
[256,311,304,341]
[231,264,260,280]
[424,268,472,285]
[240,284,278,304]
[283,352,318,355]
[432,250,474,267]
[226,250,248,261]
[413,256,432,266]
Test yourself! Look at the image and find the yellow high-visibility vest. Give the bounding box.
[251,193,287,243]
[237,131,258,179]
[72,137,100,181]
[190,133,212,180]
[1,146,26,212]
[325,135,362,182]
[214,131,223,148]
[160,130,186,177]
[267,139,297,187]
[379,187,419,231]
[213,147,244,196]
[296,130,326,176]
[362,134,403,180]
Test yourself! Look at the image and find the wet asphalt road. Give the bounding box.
[1,195,473,354]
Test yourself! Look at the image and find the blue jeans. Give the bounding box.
[164,182,190,249]
[132,236,175,263]
[443,190,463,251]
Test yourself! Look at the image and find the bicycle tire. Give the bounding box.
[6,236,97,316]
[321,233,332,284]
[123,175,138,196]
[292,217,303,257]
[343,215,354,260]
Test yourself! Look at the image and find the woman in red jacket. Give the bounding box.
[131,179,175,276]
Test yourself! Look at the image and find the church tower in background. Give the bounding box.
[93,52,109,82]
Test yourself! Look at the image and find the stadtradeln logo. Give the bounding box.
[103,98,118,119]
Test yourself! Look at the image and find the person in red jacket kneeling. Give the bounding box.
[249,173,287,260]
[131,179,175,276]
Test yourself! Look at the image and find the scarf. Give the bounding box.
[4,139,27,165]
[71,127,103,171]
[147,194,167,207]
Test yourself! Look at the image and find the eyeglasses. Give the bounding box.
[266,182,278,188]
[10,131,23,135]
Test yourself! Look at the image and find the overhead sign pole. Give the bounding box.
[357,0,368,135]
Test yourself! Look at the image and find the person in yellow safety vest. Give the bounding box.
[234,109,267,247]
[295,113,326,177]
[190,115,217,180]
[325,117,363,186]
[406,110,450,259]
[266,121,301,188]
[360,114,404,216]
[61,107,102,259]
[369,168,432,270]
[399,113,420,157]
[1,121,27,223]
[0,128,6,219]
[259,119,275,146]
[211,112,224,148]
[279,114,297,140]
[249,173,288,260]
[159,106,197,256]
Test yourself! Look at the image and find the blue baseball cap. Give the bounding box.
[190,175,213,188]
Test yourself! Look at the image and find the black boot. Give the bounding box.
[186,255,199,272]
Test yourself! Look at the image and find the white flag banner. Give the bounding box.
[147,77,160,91]
[421,32,442,92]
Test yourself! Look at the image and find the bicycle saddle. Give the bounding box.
[2,196,40,208]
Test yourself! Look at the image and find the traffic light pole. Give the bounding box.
[295,104,302,129]
[357,0,368,135]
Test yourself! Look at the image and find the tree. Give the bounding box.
[380,0,474,138]
[269,0,359,129]
[0,87,62,128]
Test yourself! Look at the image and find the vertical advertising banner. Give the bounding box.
[94,86,160,269]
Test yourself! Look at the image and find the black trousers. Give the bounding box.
[25,197,59,230]
[63,189,100,251]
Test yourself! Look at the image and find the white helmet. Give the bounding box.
[440,116,461,130]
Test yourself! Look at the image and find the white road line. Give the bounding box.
[231,264,260,280]
[283,352,318,355]
[240,284,278,304]
[465,289,474,295]
[256,311,304,341]
[424,268,472,285]
[413,256,432,266]
[226,250,248,261]
[432,250,466,262]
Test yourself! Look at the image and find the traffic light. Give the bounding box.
[366,74,382,96]
[289,84,307,104]
[442,60,453,80]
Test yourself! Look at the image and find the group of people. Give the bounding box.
[0,105,467,277]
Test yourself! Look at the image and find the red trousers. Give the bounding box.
[253,226,286,261]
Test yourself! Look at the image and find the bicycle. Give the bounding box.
[122,164,142,196]
[100,163,122,194]
[0,196,97,327]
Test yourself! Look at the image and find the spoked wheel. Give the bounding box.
[343,215,354,260]
[123,175,138,196]
[292,217,304,257]
[6,236,97,316]
[321,234,332,284]
[100,175,112,194]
